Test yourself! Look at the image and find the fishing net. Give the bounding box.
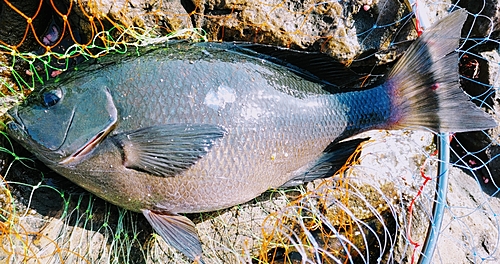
[0,0,499,263]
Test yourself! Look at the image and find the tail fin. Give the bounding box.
[385,9,497,133]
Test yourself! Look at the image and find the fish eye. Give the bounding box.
[42,88,62,107]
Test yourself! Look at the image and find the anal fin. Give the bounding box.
[142,209,205,264]
[280,138,368,188]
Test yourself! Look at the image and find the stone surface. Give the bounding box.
[0,0,53,50]
[456,0,500,37]
[435,166,500,263]
[72,0,193,41]
[480,49,500,192]
[66,0,415,63]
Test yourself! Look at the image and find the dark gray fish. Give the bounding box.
[5,9,495,263]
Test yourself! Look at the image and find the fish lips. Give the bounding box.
[6,108,28,143]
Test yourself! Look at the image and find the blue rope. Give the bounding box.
[418,133,450,264]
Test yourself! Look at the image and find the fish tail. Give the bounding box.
[384,9,497,133]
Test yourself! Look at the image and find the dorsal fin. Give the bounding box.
[228,43,364,88]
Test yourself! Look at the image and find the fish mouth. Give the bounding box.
[5,107,29,144]
[6,107,25,131]
[59,121,116,166]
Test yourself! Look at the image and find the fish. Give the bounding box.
[5,9,496,263]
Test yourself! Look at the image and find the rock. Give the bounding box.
[457,0,500,37]
[436,166,500,262]
[0,0,53,50]
[71,0,193,40]
[5,0,417,63]
[152,0,415,63]
[482,49,500,188]
[450,48,500,193]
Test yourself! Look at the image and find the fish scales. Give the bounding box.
[6,10,497,262]
[50,43,385,213]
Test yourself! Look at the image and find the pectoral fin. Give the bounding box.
[142,209,205,264]
[112,124,226,177]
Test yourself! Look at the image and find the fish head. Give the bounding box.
[7,76,117,166]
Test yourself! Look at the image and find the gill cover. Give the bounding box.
[9,76,117,162]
